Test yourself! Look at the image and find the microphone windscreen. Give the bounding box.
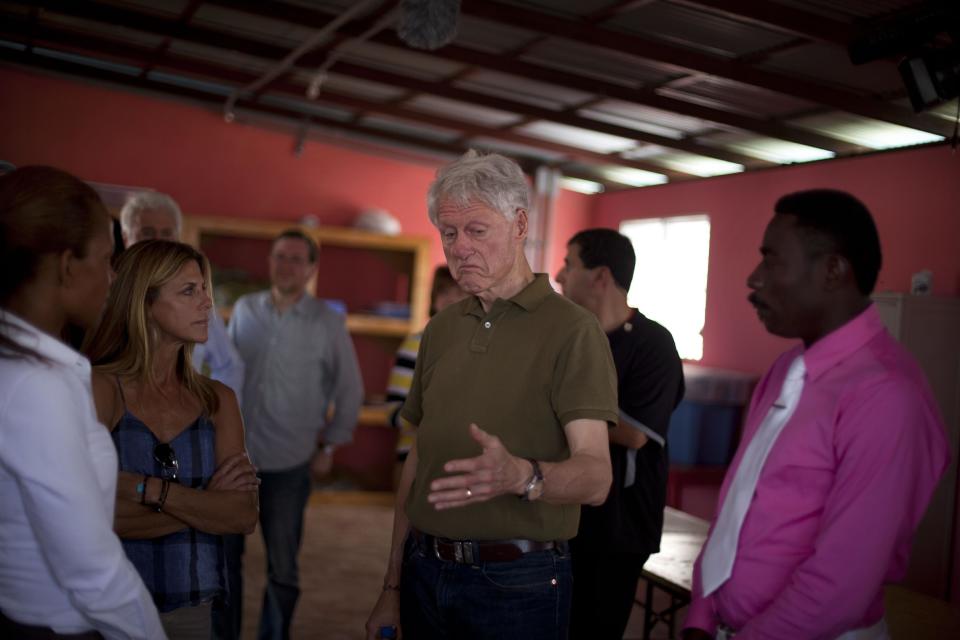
[397,0,460,51]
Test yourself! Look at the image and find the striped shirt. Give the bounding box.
[386,332,422,454]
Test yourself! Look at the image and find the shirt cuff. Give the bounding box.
[684,595,719,636]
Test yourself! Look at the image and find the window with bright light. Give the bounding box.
[619,215,710,360]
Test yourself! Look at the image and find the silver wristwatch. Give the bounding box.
[521,458,544,501]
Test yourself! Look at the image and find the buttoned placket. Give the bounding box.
[470,304,508,353]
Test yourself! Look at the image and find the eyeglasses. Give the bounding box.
[153,443,179,480]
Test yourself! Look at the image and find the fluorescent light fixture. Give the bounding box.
[715,135,834,164]
[579,109,686,140]
[517,121,637,154]
[653,153,744,177]
[560,177,605,194]
[791,113,944,150]
[601,167,669,187]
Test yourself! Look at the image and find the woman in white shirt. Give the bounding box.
[0,166,166,639]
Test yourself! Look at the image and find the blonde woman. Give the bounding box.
[0,166,164,639]
[85,240,258,639]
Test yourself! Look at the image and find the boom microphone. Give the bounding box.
[397,0,460,51]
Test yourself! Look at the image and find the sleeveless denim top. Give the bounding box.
[111,383,225,613]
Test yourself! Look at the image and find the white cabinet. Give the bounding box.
[873,293,960,602]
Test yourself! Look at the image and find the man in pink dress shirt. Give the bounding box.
[683,189,949,640]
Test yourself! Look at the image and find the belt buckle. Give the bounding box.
[452,541,476,564]
[433,538,476,564]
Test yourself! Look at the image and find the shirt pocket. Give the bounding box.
[761,413,835,506]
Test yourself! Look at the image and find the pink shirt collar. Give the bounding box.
[801,303,886,383]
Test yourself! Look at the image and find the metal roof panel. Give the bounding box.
[359,114,464,144]
[464,136,568,162]
[403,94,524,128]
[520,37,681,87]
[606,1,799,59]
[39,11,167,48]
[767,0,921,22]
[168,40,273,74]
[337,41,464,81]
[453,15,539,54]
[105,0,190,17]
[456,70,597,109]
[490,0,620,19]
[761,42,903,95]
[192,4,318,47]
[658,76,819,118]
[296,70,408,102]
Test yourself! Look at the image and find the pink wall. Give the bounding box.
[593,145,960,375]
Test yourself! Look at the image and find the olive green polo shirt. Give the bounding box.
[401,274,619,541]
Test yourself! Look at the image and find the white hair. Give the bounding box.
[427,150,530,227]
[120,191,182,235]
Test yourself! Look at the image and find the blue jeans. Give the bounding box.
[400,534,572,640]
[256,463,312,640]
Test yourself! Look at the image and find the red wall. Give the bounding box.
[547,187,594,279]
[0,65,446,260]
[593,144,960,375]
[0,64,591,279]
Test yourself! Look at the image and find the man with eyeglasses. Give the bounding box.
[229,229,364,640]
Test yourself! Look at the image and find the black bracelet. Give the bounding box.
[155,479,170,513]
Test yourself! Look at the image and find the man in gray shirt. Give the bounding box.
[229,229,363,640]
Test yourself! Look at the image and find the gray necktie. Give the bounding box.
[700,355,806,596]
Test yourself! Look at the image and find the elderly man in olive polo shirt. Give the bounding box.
[366,150,618,640]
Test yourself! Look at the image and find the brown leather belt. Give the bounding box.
[412,529,566,564]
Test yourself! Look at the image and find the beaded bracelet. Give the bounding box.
[137,475,148,505]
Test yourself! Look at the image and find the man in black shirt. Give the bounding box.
[557,228,685,640]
